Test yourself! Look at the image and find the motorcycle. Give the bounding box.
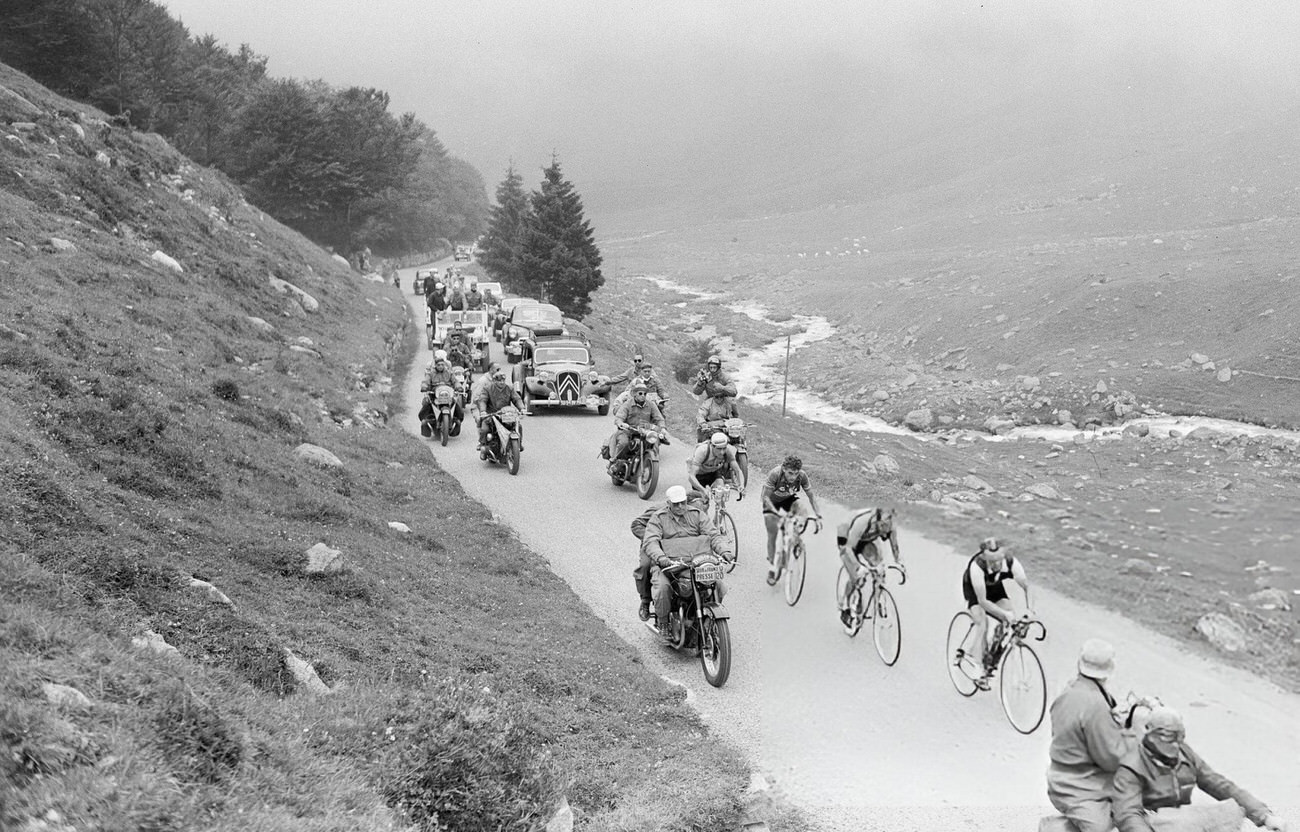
[480,404,523,475]
[649,554,732,687]
[697,417,749,487]
[420,377,465,447]
[608,425,668,500]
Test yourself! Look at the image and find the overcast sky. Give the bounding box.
[161,0,1300,221]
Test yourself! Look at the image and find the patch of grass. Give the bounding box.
[153,681,245,784]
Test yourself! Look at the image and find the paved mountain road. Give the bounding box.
[397,261,1299,831]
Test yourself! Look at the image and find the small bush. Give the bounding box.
[153,682,244,784]
[671,336,715,383]
[211,379,240,401]
[380,681,563,832]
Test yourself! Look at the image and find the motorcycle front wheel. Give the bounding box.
[505,437,521,475]
[699,616,732,688]
[637,452,659,500]
[439,413,450,447]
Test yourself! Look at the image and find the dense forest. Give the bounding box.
[0,0,488,257]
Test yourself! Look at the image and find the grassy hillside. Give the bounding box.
[0,62,755,832]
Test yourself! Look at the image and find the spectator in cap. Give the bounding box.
[1046,639,1139,832]
[1112,707,1289,832]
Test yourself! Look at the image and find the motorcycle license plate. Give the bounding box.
[694,563,723,584]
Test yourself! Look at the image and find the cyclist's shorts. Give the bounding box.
[764,495,799,516]
[696,470,725,488]
[962,575,1010,608]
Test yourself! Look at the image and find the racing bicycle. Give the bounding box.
[768,509,817,606]
[836,560,906,666]
[946,611,1048,734]
[706,478,740,573]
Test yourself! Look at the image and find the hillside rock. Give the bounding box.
[42,682,92,709]
[1194,613,1246,653]
[48,237,75,253]
[1020,376,1041,392]
[903,408,934,431]
[268,275,320,313]
[1217,367,1232,383]
[0,84,41,117]
[132,629,181,659]
[872,390,890,402]
[962,475,992,492]
[1122,558,1155,576]
[1186,427,1219,441]
[151,250,183,273]
[984,416,1017,435]
[331,253,350,268]
[388,521,411,533]
[1248,588,1291,611]
[873,454,900,474]
[304,542,343,574]
[1025,483,1064,501]
[294,443,343,469]
[187,577,233,606]
[246,315,275,334]
[545,797,575,832]
[1123,423,1150,438]
[283,649,332,696]
[1190,353,1211,365]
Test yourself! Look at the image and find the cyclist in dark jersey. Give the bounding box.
[836,507,904,632]
[962,537,1032,689]
[761,454,822,580]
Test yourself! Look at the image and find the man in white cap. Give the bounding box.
[641,485,728,636]
[1112,706,1289,832]
[1046,638,1138,832]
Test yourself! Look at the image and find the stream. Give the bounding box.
[637,274,1300,446]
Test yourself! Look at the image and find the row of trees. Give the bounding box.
[478,160,603,320]
[0,0,487,255]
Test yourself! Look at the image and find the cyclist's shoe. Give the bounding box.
[974,675,992,692]
[637,600,650,622]
[599,445,610,460]
[839,608,856,636]
[765,564,779,586]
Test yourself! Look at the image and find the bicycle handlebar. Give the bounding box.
[887,563,907,586]
[1012,618,1047,642]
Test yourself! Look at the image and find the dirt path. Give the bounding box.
[398,262,1299,831]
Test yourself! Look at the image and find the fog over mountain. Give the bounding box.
[163,0,1300,226]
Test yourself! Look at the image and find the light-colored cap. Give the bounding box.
[665,485,687,503]
[710,432,729,447]
[1146,706,1184,736]
[1077,638,1116,680]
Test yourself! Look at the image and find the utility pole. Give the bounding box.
[781,334,791,416]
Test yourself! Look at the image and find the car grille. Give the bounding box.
[557,371,581,402]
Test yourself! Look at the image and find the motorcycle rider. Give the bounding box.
[474,366,526,455]
[642,485,729,638]
[761,455,823,580]
[687,432,745,502]
[1111,706,1289,832]
[605,382,665,467]
[631,487,706,622]
[418,350,464,433]
[836,507,904,633]
[696,390,741,443]
[692,354,737,398]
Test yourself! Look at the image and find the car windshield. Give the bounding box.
[515,306,562,323]
[477,282,502,296]
[460,311,488,327]
[535,347,590,365]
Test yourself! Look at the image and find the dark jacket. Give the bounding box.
[1112,741,1271,832]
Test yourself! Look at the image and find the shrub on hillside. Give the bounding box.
[211,379,240,401]
[380,681,563,831]
[671,336,715,383]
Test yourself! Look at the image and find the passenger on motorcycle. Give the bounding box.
[605,382,665,462]
[474,366,525,452]
[962,537,1033,689]
[692,354,737,398]
[642,485,729,637]
[608,352,646,385]
[696,391,740,443]
[761,455,823,579]
[444,322,474,369]
[687,433,745,500]
[836,507,904,631]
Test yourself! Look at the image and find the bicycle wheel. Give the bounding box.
[872,588,902,666]
[999,642,1047,734]
[783,537,806,606]
[717,509,738,573]
[945,611,980,697]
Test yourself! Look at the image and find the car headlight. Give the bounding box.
[537,371,552,382]
[508,326,520,338]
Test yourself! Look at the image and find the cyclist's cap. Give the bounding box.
[710,432,729,447]
[1077,638,1115,680]
[434,349,447,361]
[492,367,507,379]
[979,537,1000,553]
[631,382,648,392]
[665,485,688,504]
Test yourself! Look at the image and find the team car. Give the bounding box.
[429,309,492,372]
[503,303,565,363]
[454,245,472,262]
[515,335,609,414]
[493,297,538,341]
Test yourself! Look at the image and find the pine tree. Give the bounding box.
[518,158,603,320]
[478,163,531,289]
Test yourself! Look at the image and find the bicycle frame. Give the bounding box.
[855,562,906,611]
[988,617,1048,666]
[776,510,811,569]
